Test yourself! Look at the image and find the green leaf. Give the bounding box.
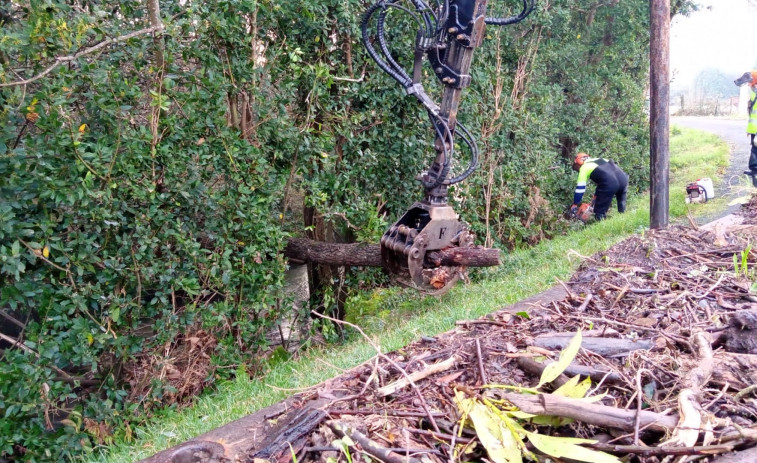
[553,375,591,399]
[467,400,523,463]
[529,414,573,427]
[526,432,621,463]
[506,410,537,420]
[537,330,582,388]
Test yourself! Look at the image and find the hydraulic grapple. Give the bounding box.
[361,0,535,293]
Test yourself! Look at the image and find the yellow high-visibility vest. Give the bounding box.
[749,89,757,134]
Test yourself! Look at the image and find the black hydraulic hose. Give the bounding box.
[361,3,411,87]
[362,0,484,189]
[406,0,436,34]
[432,112,452,167]
[430,0,449,39]
[485,0,535,26]
[377,7,412,85]
[363,0,437,89]
[386,2,426,31]
[448,122,478,184]
[421,113,454,188]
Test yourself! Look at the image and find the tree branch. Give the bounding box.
[1,26,162,88]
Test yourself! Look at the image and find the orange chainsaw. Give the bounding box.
[566,196,595,224]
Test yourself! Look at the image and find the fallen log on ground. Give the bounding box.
[516,356,624,385]
[533,334,653,357]
[501,392,678,432]
[283,238,501,268]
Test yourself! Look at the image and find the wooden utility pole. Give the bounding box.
[650,0,670,229]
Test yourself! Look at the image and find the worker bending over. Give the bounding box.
[571,153,628,221]
[733,71,757,180]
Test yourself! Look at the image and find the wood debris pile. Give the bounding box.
[145,205,757,463]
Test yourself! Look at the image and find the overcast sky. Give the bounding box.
[670,0,757,89]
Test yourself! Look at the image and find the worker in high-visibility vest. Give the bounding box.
[570,153,628,221]
[734,71,757,178]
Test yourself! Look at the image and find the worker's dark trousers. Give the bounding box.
[749,134,757,172]
[592,162,628,220]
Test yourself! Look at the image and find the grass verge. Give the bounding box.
[95,125,729,463]
[669,125,730,220]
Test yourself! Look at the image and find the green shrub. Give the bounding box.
[0,0,696,460]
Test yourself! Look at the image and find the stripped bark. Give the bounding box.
[502,392,679,433]
[516,356,623,385]
[328,421,423,463]
[533,335,653,357]
[377,356,457,397]
[662,330,714,448]
[250,407,327,462]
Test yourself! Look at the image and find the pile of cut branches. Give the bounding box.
[146,205,757,463]
[264,215,757,463]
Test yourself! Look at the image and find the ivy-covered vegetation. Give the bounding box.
[0,0,696,460]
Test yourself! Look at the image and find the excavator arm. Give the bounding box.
[361,0,535,294]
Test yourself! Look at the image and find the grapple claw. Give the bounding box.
[381,203,473,294]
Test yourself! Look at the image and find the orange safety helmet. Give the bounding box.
[734,71,757,88]
[572,152,590,171]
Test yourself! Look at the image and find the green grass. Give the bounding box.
[94,126,730,463]
[669,125,732,219]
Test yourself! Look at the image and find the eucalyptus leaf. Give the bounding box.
[466,399,523,463]
[538,331,583,388]
[527,432,621,463]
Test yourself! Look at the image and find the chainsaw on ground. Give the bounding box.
[361,0,535,294]
[685,178,714,204]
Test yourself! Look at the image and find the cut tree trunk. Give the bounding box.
[283,238,501,268]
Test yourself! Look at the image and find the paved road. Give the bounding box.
[671,116,754,219]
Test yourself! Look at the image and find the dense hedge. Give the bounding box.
[0,0,694,460]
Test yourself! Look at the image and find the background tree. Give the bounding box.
[690,67,740,114]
